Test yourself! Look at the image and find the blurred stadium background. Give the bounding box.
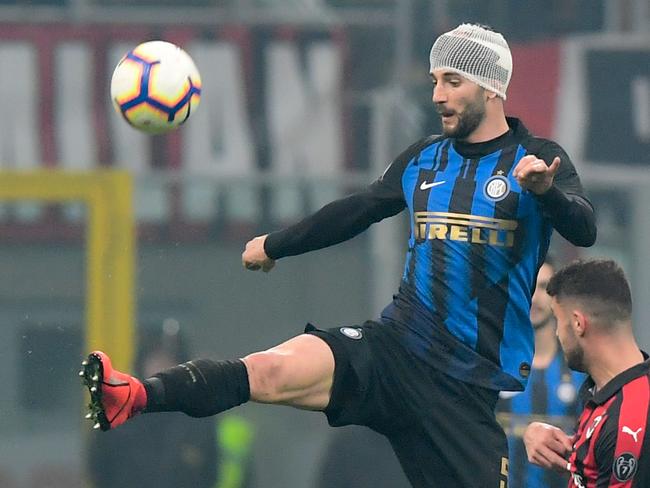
[0,0,649,486]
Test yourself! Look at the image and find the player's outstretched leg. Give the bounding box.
[80,351,252,430]
[79,351,147,431]
[80,334,333,431]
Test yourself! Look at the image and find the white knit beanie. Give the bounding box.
[429,24,513,100]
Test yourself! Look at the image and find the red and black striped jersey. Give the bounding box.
[568,358,650,488]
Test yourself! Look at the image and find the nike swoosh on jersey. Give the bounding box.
[420,180,446,190]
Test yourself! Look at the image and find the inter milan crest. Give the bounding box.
[613,453,638,481]
[484,175,510,201]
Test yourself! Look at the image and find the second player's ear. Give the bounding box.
[572,311,587,336]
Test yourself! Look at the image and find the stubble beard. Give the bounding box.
[440,95,486,140]
[565,346,587,373]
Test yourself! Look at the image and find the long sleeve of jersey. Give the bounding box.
[264,188,404,259]
[533,141,597,247]
[263,138,431,260]
[264,172,406,260]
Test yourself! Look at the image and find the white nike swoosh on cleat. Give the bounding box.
[420,180,446,190]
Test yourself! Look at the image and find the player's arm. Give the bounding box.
[523,422,573,472]
[242,172,405,271]
[241,187,404,271]
[514,141,597,247]
[263,178,405,258]
[242,136,434,271]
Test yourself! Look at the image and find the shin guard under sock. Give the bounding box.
[143,359,250,418]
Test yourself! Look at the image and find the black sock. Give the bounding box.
[142,359,250,418]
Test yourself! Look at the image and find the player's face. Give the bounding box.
[551,298,586,372]
[430,69,486,140]
[531,263,555,329]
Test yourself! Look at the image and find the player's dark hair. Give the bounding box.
[546,258,632,324]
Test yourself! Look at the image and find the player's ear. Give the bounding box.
[572,310,587,336]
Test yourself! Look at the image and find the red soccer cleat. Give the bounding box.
[79,351,147,431]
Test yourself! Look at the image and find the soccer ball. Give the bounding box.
[110,40,202,135]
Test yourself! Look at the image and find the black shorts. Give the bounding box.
[306,320,509,488]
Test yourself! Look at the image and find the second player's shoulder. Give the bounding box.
[610,361,650,404]
[595,375,649,437]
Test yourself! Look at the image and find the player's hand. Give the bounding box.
[523,422,573,472]
[513,155,560,195]
[242,234,276,273]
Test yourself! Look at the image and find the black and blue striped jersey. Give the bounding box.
[496,352,585,488]
[265,117,596,391]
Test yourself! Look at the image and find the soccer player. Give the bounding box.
[497,257,584,488]
[523,259,650,487]
[81,23,597,487]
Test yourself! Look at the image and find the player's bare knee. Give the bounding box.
[242,335,334,407]
[242,350,289,403]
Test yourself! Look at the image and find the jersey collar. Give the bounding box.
[452,117,528,159]
[579,353,650,405]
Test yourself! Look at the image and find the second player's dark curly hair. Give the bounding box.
[546,258,632,324]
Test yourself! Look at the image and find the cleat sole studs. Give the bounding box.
[80,353,110,432]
